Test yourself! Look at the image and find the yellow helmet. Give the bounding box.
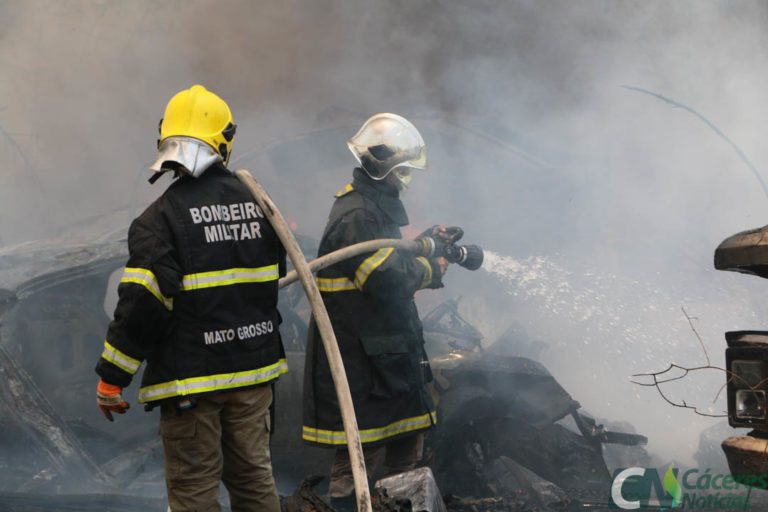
[159,85,237,164]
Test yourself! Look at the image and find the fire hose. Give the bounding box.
[279,239,414,288]
[279,234,483,288]
[235,169,484,512]
[235,169,373,512]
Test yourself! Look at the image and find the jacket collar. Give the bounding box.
[351,168,409,226]
[167,162,230,188]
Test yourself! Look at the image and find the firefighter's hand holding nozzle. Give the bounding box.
[96,379,130,422]
[415,225,451,258]
[415,225,484,271]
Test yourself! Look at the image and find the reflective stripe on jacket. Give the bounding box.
[96,164,287,405]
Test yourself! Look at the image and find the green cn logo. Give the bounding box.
[663,465,682,508]
[611,465,681,509]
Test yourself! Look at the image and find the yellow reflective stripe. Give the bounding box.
[138,359,288,403]
[302,411,437,445]
[354,248,393,290]
[316,276,356,292]
[122,267,173,310]
[416,257,432,289]
[335,183,354,197]
[181,265,279,291]
[101,340,141,374]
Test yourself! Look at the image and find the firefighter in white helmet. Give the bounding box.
[95,85,286,512]
[303,113,451,511]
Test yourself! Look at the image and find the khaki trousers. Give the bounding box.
[159,385,280,512]
[328,433,424,498]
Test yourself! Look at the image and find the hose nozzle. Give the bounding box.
[444,243,484,271]
[414,225,484,271]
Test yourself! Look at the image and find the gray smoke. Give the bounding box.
[3,0,768,471]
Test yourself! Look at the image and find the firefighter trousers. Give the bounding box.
[328,432,424,498]
[159,385,280,512]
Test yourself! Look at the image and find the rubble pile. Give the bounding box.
[281,476,410,512]
[443,493,579,512]
[0,492,166,512]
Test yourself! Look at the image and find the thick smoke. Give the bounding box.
[3,0,768,470]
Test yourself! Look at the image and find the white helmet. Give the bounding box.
[347,113,427,191]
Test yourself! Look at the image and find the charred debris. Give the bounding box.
[0,233,650,511]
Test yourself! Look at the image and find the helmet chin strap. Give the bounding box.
[148,161,189,184]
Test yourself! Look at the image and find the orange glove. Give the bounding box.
[97,379,130,422]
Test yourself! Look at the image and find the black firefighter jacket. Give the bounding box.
[302,168,443,447]
[95,163,287,407]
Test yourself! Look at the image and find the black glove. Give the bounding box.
[415,225,463,244]
[415,225,441,240]
[414,235,447,258]
[441,226,464,244]
[415,225,456,258]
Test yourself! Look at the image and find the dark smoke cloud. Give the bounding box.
[3,0,768,465]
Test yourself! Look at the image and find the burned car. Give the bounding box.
[0,233,165,497]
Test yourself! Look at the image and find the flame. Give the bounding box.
[283,213,298,231]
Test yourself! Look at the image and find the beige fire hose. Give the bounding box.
[234,170,372,512]
[278,238,421,289]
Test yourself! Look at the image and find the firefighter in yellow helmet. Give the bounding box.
[95,85,286,512]
[148,84,238,181]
